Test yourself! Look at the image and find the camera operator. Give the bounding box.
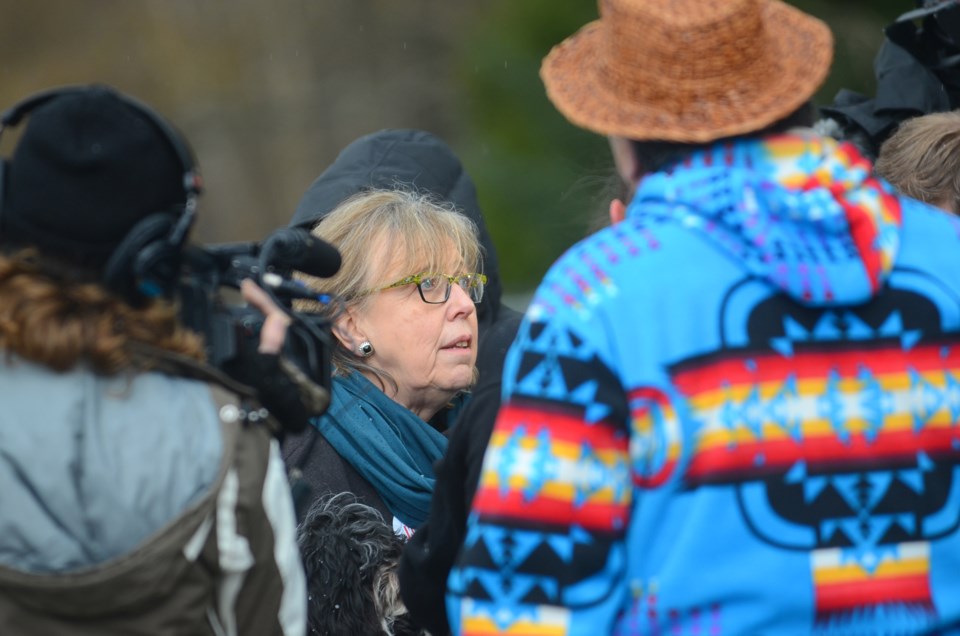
[0,85,305,635]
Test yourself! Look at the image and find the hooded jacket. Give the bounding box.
[449,132,960,634]
[283,134,522,620]
[0,354,306,636]
[289,128,513,332]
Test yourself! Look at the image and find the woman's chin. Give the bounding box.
[438,369,477,395]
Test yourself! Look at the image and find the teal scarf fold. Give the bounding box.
[311,371,451,528]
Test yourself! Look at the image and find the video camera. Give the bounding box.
[177,227,342,423]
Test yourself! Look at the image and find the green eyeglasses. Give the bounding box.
[368,272,487,304]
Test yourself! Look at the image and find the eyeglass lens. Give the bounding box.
[419,275,484,304]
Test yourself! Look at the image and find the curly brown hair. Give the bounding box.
[0,248,205,374]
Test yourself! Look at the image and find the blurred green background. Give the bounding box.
[0,0,908,299]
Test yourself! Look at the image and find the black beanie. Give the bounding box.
[0,86,189,268]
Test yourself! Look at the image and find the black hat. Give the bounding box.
[0,86,189,268]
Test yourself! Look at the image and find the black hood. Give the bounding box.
[819,1,960,159]
[290,129,505,324]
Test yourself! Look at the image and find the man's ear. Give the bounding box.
[609,198,627,225]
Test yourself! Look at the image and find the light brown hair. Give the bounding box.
[875,110,960,214]
[0,248,205,374]
[295,189,482,387]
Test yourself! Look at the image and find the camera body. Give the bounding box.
[178,240,334,401]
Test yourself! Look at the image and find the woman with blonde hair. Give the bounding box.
[284,188,484,532]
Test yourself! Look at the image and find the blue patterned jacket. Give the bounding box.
[448,132,960,635]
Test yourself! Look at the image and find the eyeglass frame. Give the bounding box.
[363,272,487,304]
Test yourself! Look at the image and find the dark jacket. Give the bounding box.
[286,129,522,634]
[0,352,306,636]
[283,424,392,523]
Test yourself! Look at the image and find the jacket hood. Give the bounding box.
[630,132,903,306]
[0,357,225,616]
[290,129,504,324]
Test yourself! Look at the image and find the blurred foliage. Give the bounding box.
[452,2,613,295]
[0,1,925,296]
[454,0,914,292]
[0,0,472,246]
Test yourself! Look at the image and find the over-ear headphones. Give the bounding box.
[0,84,203,303]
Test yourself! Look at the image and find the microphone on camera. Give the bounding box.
[260,227,341,278]
[260,272,336,302]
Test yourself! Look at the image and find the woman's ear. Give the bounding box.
[332,308,365,351]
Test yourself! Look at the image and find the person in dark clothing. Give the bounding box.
[817,0,960,161]
[0,85,305,635]
[283,129,522,634]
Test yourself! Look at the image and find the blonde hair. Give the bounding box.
[875,110,960,214]
[0,248,205,374]
[295,189,482,387]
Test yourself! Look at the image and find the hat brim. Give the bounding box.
[541,0,834,143]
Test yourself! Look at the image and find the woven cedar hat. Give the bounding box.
[541,0,834,143]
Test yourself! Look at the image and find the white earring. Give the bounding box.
[357,341,374,357]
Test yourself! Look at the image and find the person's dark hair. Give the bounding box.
[297,493,420,636]
[0,247,204,374]
[629,101,819,175]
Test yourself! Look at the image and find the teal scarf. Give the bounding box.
[311,371,452,527]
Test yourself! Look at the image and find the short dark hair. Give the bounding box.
[629,101,819,175]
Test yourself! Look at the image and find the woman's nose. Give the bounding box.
[447,282,476,318]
